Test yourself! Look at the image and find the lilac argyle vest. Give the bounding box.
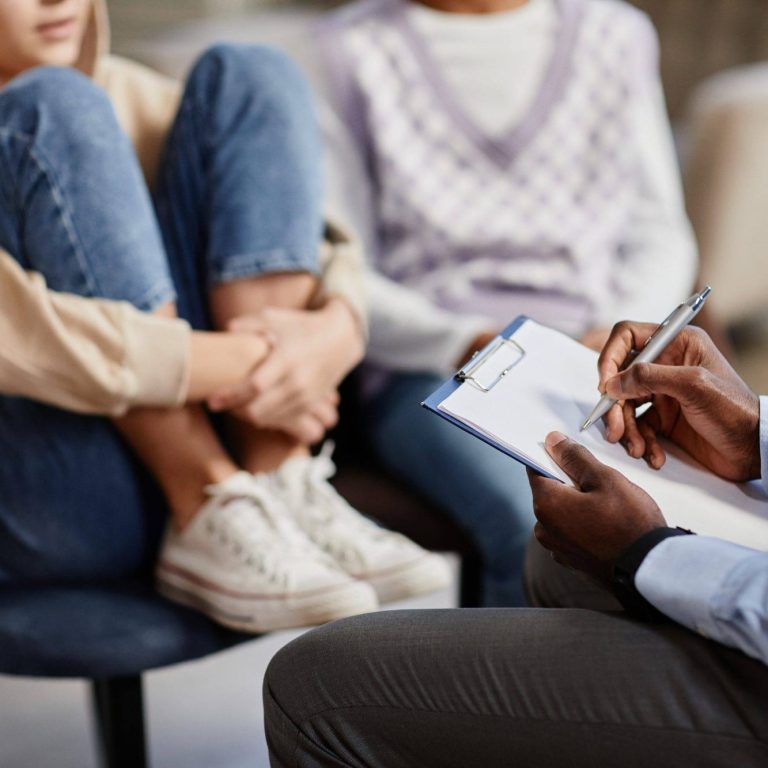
[319,0,657,333]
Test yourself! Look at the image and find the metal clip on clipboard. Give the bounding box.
[456,336,526,392]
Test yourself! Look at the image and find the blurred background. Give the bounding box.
[110,0,768,390]
[2,1,767,766]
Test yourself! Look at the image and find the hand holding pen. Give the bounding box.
[587,309,761,481]
[581,287,711,431]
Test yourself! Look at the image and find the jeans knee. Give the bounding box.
[0,66,117,140]
[189,43,314,119]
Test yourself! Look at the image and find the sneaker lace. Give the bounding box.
[300,443,390,564]
[204,479,324,588]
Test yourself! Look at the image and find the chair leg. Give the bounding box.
[459,553,483,607]
[91,675,148,768]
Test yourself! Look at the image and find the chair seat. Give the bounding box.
[0,582,251,678]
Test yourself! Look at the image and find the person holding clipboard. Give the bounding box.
[264,320,768,768]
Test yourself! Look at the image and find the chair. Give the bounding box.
[0,401,481,768]
[0,581,250,768]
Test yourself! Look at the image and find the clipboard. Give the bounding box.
[421,316,561,479]
[422,316,768,549]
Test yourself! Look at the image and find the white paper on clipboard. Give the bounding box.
[437,319,768,549]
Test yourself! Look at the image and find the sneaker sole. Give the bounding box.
[156,561,378,633]
[361,553,453,604]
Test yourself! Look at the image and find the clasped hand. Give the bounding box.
[208,298,364,445]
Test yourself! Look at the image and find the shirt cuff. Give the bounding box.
[611,527,693,620]
[635,535,756,638]
[760,396,768,494]
[121,307,191,409]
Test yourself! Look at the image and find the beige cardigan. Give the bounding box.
[0,252,190,415]
[0,1,365,416]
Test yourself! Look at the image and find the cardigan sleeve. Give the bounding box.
[0,251,190,416]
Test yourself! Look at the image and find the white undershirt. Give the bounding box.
[407,0,557,135]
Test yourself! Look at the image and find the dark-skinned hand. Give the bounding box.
[597,322,760,481]
[527,432,667,585]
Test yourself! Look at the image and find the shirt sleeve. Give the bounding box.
[0,251,190,416]
[636,536,768,665]
[367,270,492,374]
[634,397,768,664]
[595,21,698,327]
[315,218,369,337]
[324,113,492,373]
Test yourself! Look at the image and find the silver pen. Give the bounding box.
[580,286,712,431]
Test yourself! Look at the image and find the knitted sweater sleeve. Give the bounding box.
[314,28,492,373]
[322,103,491,373]
[595,14,698,328]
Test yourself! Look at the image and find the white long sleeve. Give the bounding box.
[315,35,494,374]
[366,271,490,374]
[595,77,698,327]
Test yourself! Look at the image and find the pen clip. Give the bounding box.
[643,316,673,348]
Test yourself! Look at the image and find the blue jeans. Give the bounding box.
[0,45,322,584]
[366,373,535,606]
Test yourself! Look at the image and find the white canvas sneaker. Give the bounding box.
[268,444,452,604]
[156,471,378,632]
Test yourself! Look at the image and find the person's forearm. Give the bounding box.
[0,251,192,415]
[316,222,369,338]
[313,295,366,380]
[185,331,270,403]
[597,78,697,327]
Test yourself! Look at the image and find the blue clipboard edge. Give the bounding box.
[421,315,562,481]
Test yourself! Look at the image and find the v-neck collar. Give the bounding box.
[388,0,584,169]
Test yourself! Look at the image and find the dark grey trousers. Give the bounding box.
[263,541,768,767]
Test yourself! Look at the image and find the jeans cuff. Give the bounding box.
[208,248,319,287]
[130,282,178,313]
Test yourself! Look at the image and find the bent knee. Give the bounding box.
[264,623,339,723]
[0,66,116,135]
[189,43,312,112]
[265,614,389,710]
